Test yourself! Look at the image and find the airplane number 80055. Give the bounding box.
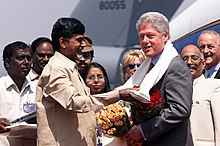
[99,0,126,10]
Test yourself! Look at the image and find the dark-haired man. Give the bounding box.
[0,41,36,146]
[36,17,133,146]
[28,37,54,85]
[77,35,94,75]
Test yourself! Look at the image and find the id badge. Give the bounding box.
[23,103,36,113]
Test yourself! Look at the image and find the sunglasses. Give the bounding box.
[127,63,142,69]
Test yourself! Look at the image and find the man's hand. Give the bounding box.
[0,118,10,133]
[123,125,143,145]
[119,88,139,102]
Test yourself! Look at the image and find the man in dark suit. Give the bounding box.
[123,12,193,146]
[197,30,220,79]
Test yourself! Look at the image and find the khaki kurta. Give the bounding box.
[186,75,220,146]
[36,52,120,146]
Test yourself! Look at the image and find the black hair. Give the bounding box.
[31,37,53,53]
[51,17,85,51]
[81,62,111,93]
[3,41,31,69]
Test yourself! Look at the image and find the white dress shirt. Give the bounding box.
[0,75,36,121]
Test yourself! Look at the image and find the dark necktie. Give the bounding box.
[148,63,154,72]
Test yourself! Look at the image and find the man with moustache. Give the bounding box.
[197,30,220,78]
[180,44,220,146]
[76,35,94,75]
[28,37,54,86]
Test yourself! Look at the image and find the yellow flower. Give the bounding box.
[96,103,131,137]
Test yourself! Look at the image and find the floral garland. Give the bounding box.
[130,88,165,125]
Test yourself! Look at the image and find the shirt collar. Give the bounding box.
[207,62,220,77]
[5,75,34,92]
[151,52,162,65]
[29,69,40,81]
[54,51,78,71]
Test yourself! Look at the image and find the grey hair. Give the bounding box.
[198,30,220,45]
[136,12,169,35]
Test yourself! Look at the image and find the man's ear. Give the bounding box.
[59,37,67,49]
[202,59,206,69]
[163,32,169,42]
[5,58,11,69]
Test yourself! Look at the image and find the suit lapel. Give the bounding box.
[214,69,220,79]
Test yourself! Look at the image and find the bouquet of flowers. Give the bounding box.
[130,89,165,125]
[96,103,131,137]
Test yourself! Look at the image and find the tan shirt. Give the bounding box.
[187,75,220,146]
[36,52,120,146]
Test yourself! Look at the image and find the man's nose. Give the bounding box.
[43,55,49,61]
[81,39,86,47]
[202,45,210,53]
[79,55,86,61]
[23,57,31,65]
[185,58,193,64]
[143,35,150,43]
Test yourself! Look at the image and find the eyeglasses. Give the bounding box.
[127,63,142,69]
[181,55,201,63]
[86,74,105,80]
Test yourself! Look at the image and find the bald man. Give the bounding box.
[180,45,220,146]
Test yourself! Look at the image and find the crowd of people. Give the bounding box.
[0,11,220,146]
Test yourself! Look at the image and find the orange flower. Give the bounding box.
[96,103,131,137]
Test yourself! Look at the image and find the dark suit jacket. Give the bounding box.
[141,56,193,146]
[214,68,220,79]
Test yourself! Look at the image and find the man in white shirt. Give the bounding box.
[0,41,35,133]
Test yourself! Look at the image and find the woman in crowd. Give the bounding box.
[82,62,113,146]
[120,49,146,83]
[81,62,111,95]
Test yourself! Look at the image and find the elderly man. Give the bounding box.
[197,30,220,78]
[119,12,193,146]
[180,44,220,146]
